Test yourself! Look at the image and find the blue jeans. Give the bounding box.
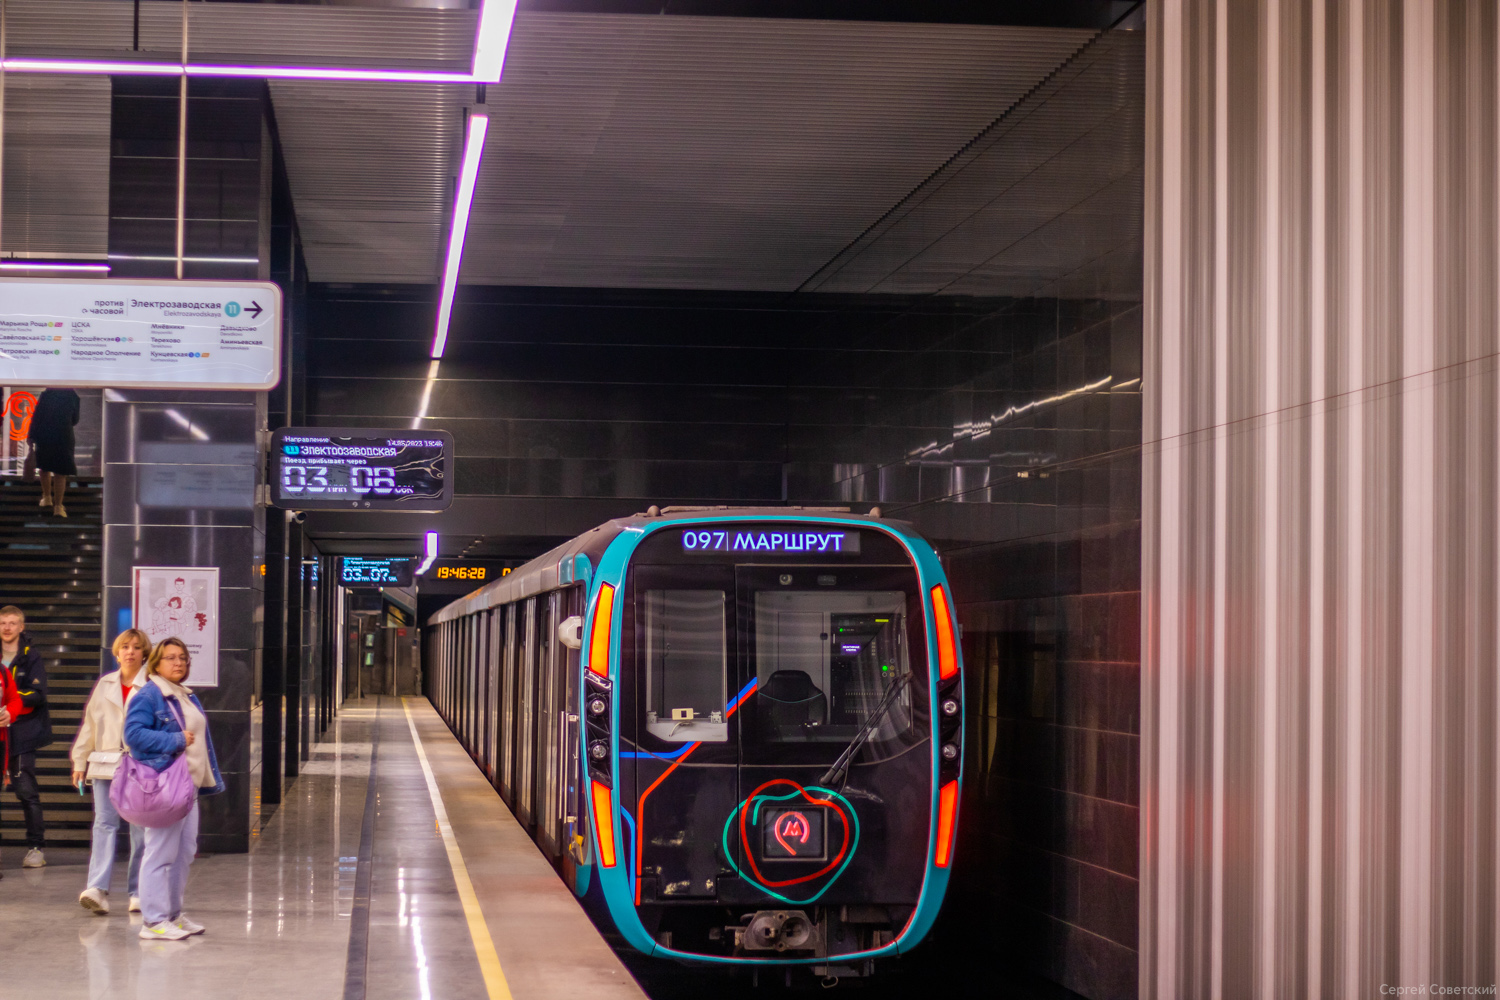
[140,800,198,926]
[88,778,144,895]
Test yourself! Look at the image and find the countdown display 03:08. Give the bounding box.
[281,465,405,495]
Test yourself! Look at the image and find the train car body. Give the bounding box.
[425,508,963,976]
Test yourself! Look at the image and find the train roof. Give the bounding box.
[424,506,916,626]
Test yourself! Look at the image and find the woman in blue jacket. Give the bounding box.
[123,637,224,942]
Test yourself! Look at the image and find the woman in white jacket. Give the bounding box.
[71,629,149,914]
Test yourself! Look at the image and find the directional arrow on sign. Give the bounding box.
[245,301,263,319]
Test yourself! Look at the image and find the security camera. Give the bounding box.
[288,510,307,525]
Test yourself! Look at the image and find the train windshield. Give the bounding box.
[625,525,929,765]
[751,591,912,744]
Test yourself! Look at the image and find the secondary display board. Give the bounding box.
[0,277,282,389]
[340,557,414,588]
[270,427,454,511]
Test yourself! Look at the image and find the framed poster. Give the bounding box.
[132,566,220,688]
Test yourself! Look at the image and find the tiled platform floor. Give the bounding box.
[0,697,644,1000]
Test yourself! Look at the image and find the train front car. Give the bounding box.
[582,513,963,975]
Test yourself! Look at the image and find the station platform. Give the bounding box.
[0,697,647,1000]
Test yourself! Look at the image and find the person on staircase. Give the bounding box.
[72,629,150,915]
[27,387,80,518]
[0,605,52,868]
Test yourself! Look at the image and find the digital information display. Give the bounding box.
[270,427,454,511]
[429,561,511,584]
[340,557,414,588]
[679,528,861,555]
[0,277,281,389]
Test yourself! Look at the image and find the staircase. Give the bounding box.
[0,475,103,847]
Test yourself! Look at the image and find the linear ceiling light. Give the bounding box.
[1,0,520,83]
[416,531,440,576]
[0,58,478,83]
[471,0,520,82]
[429,108,489,360]
[0,261,110,273]
[412,360,441,429]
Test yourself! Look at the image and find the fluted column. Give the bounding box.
[1144,1,1499,997]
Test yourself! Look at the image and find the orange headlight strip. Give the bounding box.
[934,779,959,868]
[931,584,959,681]
[592,779,617,868]
[588,582,615,678]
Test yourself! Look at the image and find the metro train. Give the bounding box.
[425,507,964,976]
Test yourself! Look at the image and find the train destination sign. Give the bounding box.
[679,527,861,555]
[339,557,414,588]
[270,427,454,512]
[0,277,282,390]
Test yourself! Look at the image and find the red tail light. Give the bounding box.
[931,585,959,681]
[592,779,617,868]
[934,779,959,867]
[588,583,615,678]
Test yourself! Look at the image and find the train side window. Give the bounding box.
[643,589,728,743]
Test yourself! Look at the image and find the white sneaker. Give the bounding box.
[38,494,51,507]
[129,896,142,913]
[174,914,205,935]
[79,887,109,914]
[139,921,190,941]
[22,848,45,868]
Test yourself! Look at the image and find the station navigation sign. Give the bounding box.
[0,277,282,390]
[270,427,454,512]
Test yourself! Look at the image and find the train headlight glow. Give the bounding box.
[588,583,616,678]
[589,740,609,761]
[587,696,608,716]
[931,584,959,681]
[935,779,959,868]
[591,779,618,868]
[941,742,960,761]
[941,698,960,717]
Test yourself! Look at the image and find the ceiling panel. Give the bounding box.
[0,74,111,260]
[801,28,1144,298]
[269,80,472,284]
[271,12,1093,287]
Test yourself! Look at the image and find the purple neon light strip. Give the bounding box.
[0,262,110,273]
[1,57,479,84]
[1,0,518,84]
[429,109,489,359]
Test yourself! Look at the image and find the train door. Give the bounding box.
[534,592,562,860]
[515,597,538,830]
[628,563,739,905]
[479,610,493,778]
[487,609,502,789]
[561,585,585,883]
[499,604,517,806]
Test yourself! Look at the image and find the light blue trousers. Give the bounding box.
[88,778,144,896]
[139,800,199,926]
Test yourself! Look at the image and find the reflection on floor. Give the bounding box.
[0,697,643,1000]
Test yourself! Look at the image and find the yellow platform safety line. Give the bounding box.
[402,697,515,1000]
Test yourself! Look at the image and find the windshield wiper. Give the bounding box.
[818,673,912,789]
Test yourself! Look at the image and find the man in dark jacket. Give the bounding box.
[0,606,51,867]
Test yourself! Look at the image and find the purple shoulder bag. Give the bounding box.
[110,699,196,828]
